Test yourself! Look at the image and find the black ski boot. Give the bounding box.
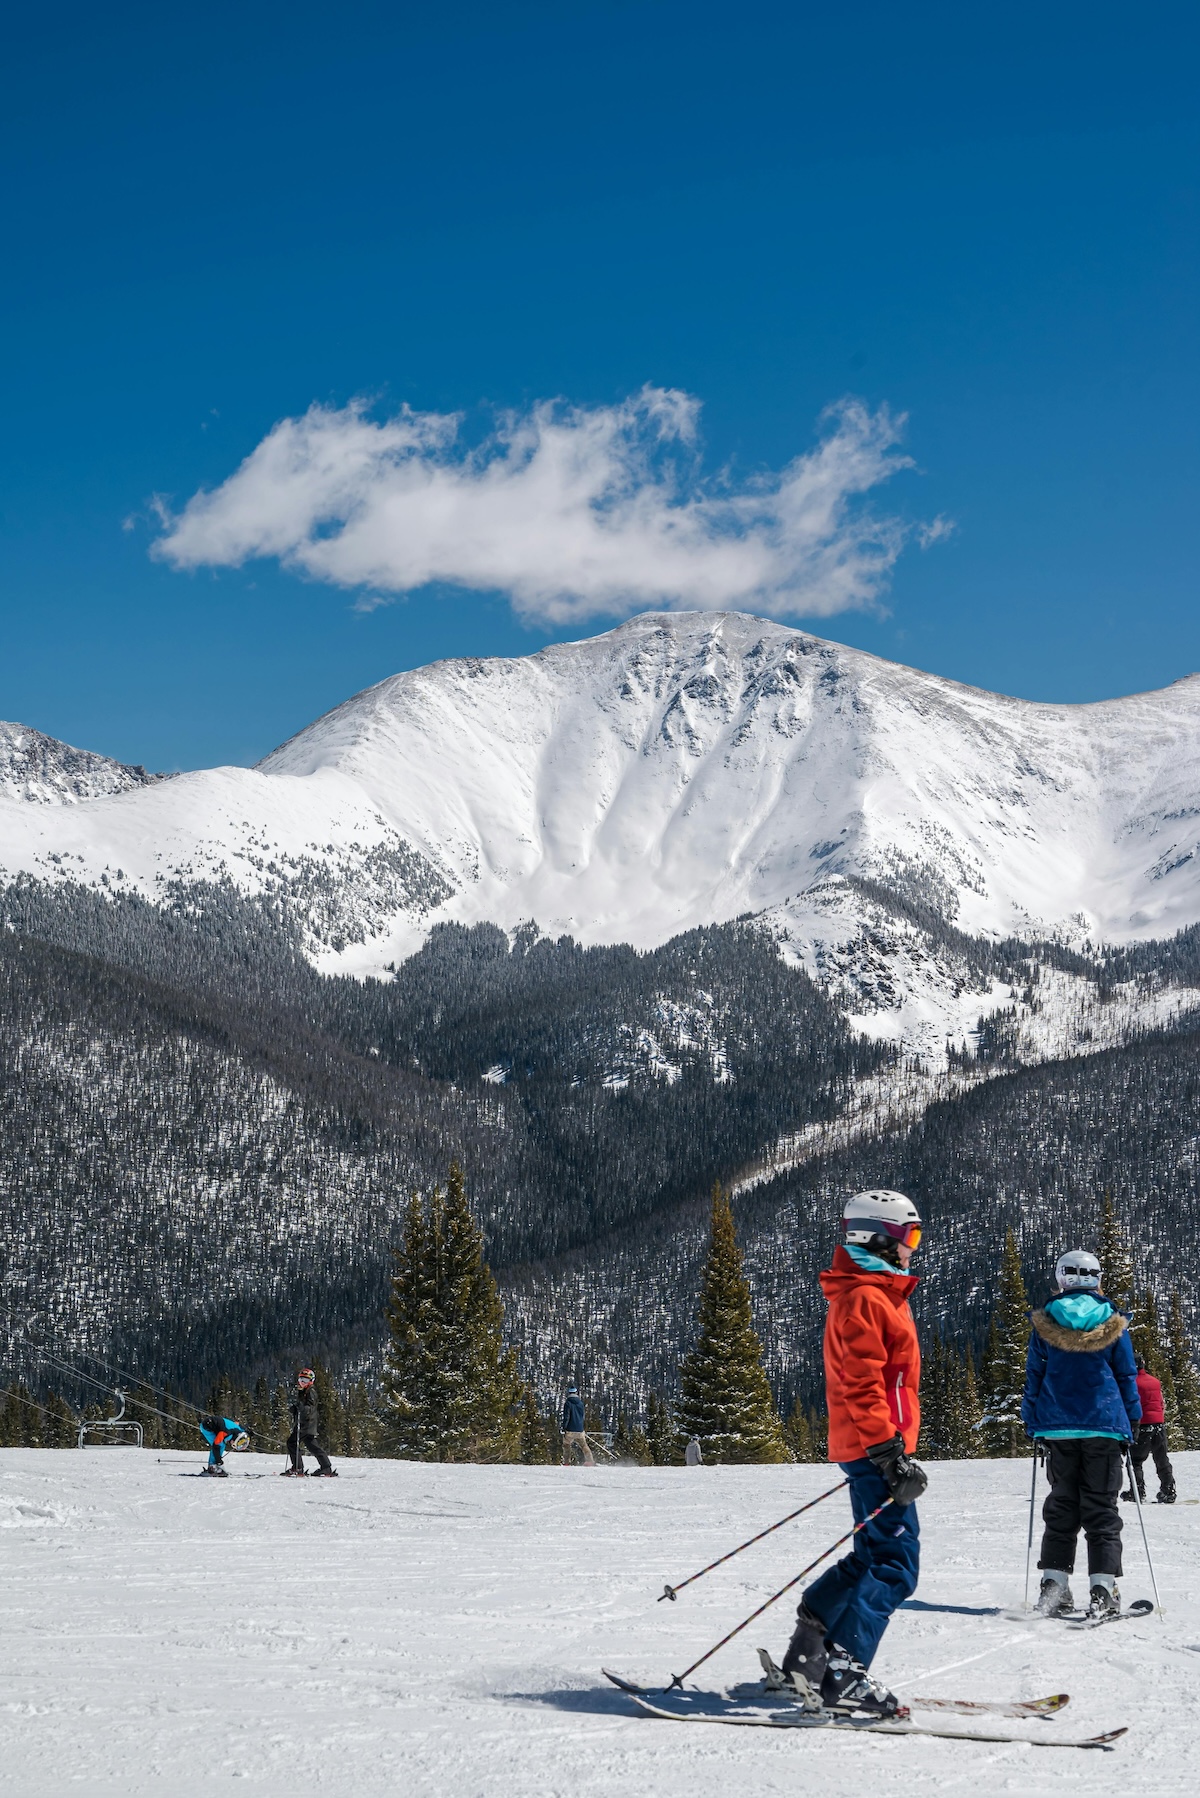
[819,1646,904,1718]
[1120,1485,1146,1504]
[310,1468,339,1478]
[204,1466,229,1478]
[1086,1579,1120,1619]
[1036,1574,1074,1616]
[778,1603,828,1702]
[1156,1485,1176,1505]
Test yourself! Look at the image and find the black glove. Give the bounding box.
[866,1433,928,1505]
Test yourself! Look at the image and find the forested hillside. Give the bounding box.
[505,1023,1200,1417]
[1,879,878,1392]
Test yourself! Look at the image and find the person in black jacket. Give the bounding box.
[283,1368,336,1478]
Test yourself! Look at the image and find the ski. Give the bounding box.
[905,1691,1070,1719]
[1066,1598,1154,1631]
[624,1691,1125,1748]
[604,1671,1070,1720]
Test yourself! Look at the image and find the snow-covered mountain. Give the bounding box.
[0,721,160,806]
[5,611,1200,1058]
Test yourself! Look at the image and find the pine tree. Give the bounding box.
[1167,1291,1200,1450]
[380,1162,526,1462]
[980,1230,1031,1456]
[611,1410,652,1464]
[675,1185,787,1464]
[517,1388,554,1464]
[917,1334,947,1459]
[783,1397,823,1463]
[344,1380,375,1456]
[646,1391,680,1465]
[1098,1193,1135,1314]
[945,1342,983,1459]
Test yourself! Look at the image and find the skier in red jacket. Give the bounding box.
[1123,1357,1176,1504]
[770,1190,927,1720]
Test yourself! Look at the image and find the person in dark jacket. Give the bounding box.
[1123,1356,1176,1505]
[560,1383,594,1466]
[1022,1248,1140,1618]
[283,1368,336,1478]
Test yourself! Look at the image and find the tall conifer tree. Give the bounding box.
[380,1162,526,1461]
[676,1185,786,1464]
[980,1229,1031,1456]
[1098,1194,1135,1313]
[1167,1291,1200,1450]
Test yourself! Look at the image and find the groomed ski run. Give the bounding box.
[2,1448,1197,1794]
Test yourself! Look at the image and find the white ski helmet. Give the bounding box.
[842,1189,922,1249]
[1055,1249,1102,1291]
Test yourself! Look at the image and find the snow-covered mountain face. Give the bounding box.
[0,721,160,805]
[4,612,1200,1060]
[259,610,1200,955]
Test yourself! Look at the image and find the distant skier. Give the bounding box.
[200,1414,247,1476]
[773,1190,927,1720]
[560,1384,595,1466]
[684,1436,704,1466]
[283,1369,336,1478]
[1122,1355,1176,1505]
[1022,1249,1141,1618]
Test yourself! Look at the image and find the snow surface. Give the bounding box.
[3,1446,1199,1795]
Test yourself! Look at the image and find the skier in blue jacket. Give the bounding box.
[1022,1248,1141,1619]
[199,1414,247,1476]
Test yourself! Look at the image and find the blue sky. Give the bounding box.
[2,1,1198,770]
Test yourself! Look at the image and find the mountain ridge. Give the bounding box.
[7,611,1200,1064]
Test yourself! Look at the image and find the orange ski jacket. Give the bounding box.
[820,1245,922,1461]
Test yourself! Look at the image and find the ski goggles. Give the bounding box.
[847,1217,922,1249]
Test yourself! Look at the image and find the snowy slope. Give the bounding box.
[2,1447,1197,1796]
[5,611,1200,1019]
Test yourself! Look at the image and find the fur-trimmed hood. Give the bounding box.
[1022,1298,1140,1440]
[1030,1309,1128,1354]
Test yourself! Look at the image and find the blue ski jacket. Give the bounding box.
[561,1393,585,1433]
[199,1415,243,1447]
[1021,1293,1141,1440]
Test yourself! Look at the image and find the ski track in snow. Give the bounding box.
[2,1449,1198,1795]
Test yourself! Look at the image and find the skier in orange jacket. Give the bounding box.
[774,1190,927,1719]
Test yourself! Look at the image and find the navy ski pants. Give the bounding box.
[803,1458,920,1668]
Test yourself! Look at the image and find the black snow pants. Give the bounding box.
[1129,1423,1174,1498]
[1039,1437,1124,1578]
[289,1426,333,1474]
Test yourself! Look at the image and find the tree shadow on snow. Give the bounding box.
[901,1600,1002,1617]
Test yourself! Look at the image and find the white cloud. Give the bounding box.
[151,387,942,624]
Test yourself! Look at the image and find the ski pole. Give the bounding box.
[1023,1442,1040,1609]
[664,1497,895,1690]
[658,1479,848,1602]
[1125,1445,1165,1618]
